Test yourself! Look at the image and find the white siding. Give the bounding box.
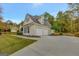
[23,18,33,25]
[23,26,29,35]
[35,28,48,36]
[29,24,51,36]
[23,23,51,36]
[38,16,44,24]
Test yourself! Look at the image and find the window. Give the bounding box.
[24,26,29,33]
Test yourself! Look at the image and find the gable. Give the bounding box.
[38,16,44,24]
[23,14,51,28]
[23,16,33,25]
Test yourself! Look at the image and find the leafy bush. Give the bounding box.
[59,32,63,35]
[74,32,79,37]
[17,32,22,35]
[8,32,17,35]
[0,32,2,35]
[0,29,2,35]
[0,29,1,32]
[50,32,63,36]
[50,33,60,36]
[7,29,11,32]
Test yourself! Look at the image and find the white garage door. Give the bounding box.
[35,29,48,36]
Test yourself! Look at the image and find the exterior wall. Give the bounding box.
[11,29,17,32]
[11,27,18,32]
[38,16,44,24]
[29,23,51,36]
[23,24,51,36]
[23,26,26,35]
[23,25,28,35]
[23,17,33,25]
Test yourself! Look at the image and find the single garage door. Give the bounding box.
[35,29,48,36]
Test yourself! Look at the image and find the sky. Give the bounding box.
[1,3,68,24]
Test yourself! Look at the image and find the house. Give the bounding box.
[10,24,18,32]
[11,26,18,32]
[22,14,51,36]
[18,21,24,33]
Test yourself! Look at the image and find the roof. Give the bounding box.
[26,14,41,24]
[32,16,41,24]
[24,14,51,27]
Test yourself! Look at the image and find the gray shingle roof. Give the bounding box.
[26,14,41,24]
[32,16,41,24]
[25,14,51,27]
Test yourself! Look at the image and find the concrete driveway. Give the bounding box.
[11,36,79,56]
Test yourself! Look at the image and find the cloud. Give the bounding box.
[32,3,43,8]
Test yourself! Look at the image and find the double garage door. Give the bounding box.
[35,28,48,36]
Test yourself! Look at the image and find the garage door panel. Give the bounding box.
[35,29,48,36]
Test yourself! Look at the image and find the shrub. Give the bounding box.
[0,29,2,32]
[0,29,2,35]
[7,29,11,32]
[59,32,63,35]
[9,32,17,35]
[17,32,22,35]
[74,32,79,37]
[50,33,60,36]
[0,32,2,35]
[50,32,63,36]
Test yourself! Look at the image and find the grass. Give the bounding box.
[0,34,36,55]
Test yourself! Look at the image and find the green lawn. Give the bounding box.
[0,34,36,56]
